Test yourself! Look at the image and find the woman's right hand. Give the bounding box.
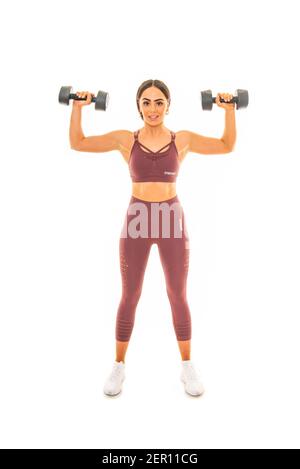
[72,91,95,108]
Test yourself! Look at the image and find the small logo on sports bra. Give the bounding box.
[164,171,176,175]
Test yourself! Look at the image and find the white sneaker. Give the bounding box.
[103,360,126,396]
[180,360,205,396]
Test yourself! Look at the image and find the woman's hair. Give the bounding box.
[136,79,171,120]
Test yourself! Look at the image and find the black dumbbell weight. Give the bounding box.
[201,89,249,111]
[58,86,109,111]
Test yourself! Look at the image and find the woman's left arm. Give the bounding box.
[221,108,236,151]
[177,93,237,159]
[217,93,236,151]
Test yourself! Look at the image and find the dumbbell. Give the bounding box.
[201,89,249,111]
[58,86,109,111]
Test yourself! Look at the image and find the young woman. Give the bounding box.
[69,79,236,397]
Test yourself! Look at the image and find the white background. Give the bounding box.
[0,0,299,449]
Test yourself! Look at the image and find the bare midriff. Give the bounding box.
[131,182,177,202]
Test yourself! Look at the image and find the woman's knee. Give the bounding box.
[166,286,186,304]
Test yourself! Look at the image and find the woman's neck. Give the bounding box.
[141,123,168,137]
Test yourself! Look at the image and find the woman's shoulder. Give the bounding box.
[173,130,190,146]
[113,129,135,151]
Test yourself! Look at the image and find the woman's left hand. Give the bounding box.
[216,92,235,110]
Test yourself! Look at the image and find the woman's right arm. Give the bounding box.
[69,106,122,152]
[69,105,85,149]
[69,91,129,153]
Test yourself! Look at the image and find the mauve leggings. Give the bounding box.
[116,194,192,342]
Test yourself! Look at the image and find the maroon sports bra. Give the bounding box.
[128,129,180,183]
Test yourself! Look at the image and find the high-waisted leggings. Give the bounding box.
[116,194,192,342]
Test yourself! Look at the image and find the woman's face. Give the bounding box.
[139,86,169,124]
